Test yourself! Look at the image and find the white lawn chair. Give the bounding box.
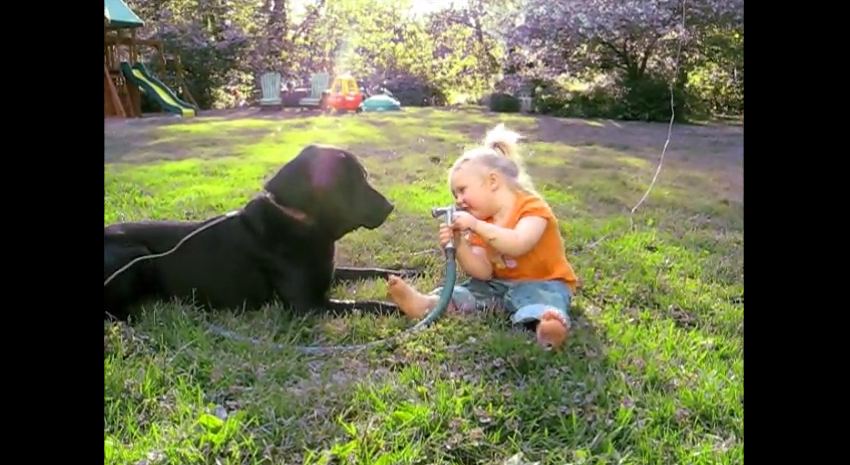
[259,72,282,108]
[298,72,329,107]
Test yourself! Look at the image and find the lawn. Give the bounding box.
[104,106,743,465]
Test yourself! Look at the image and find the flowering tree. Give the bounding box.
[424,0,520,101]
[507,0,742,79]
[502,0,743,119]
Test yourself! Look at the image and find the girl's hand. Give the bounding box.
[439,223,460,249]
[440,223,463,249]
[451,211,479,232]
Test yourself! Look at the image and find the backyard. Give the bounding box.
[104,106,743,464]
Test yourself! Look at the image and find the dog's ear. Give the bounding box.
[264,146,318,210]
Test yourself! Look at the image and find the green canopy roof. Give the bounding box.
[104,0,144,29]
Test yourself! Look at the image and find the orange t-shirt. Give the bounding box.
[467,192,578,292]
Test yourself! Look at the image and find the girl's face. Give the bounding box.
[450,163,498,219]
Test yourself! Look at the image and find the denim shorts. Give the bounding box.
[430,278,572,327]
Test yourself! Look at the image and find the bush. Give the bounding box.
[686,62,743,117]
[531,82,618,119]
[488,93,520,112]
[619,75,686,122]
[533,94,567,115]
[383,74,447,106]
[522,79,563,114]
[529,74,690,122]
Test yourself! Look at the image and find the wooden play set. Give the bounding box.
[104,0,198,118]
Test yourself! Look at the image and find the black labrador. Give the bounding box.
[104,144,410,319]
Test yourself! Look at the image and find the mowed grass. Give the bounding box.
[104,107,743,464]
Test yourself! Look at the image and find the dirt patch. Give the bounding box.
[105,127,275,164]
[105,108,330,164]
[534,115,743,201]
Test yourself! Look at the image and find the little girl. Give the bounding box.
[387,124,579,350]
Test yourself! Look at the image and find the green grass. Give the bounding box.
[105,106,743,464]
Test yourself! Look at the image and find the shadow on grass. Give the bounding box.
[105,294,630,464]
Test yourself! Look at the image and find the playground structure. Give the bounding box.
[104,0,198,118]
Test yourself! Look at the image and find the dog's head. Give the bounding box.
[264,145,393,239]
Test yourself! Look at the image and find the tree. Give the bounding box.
[424,0,521,101]
[251,0,329,77]
[684,22,743,115]
[503,0,743,119]
[509,0,742,79]
[127,0,253,108]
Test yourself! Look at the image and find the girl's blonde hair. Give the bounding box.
[449,123,539,196]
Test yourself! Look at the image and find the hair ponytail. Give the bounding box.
[449,124,539,196]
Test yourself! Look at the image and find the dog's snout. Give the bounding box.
[361,193,394,230]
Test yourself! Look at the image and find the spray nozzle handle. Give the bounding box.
[430,206,455,223]
[431,206,459,250]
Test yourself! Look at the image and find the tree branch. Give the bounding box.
[639,35,660,76]
[471,16,499,71]
[290,0,327,45]
[598,38,631,71]
[623,40,632,69]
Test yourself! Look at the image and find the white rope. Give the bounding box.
[584,0,687,252]
[628,0,687,228]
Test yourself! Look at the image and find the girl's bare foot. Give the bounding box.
[386,275,438,320]
[536,309,570,350]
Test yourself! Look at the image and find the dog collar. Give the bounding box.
[262,191,313,225]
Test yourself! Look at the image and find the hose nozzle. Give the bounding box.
[430,206,455,222]
[431,205,460,250]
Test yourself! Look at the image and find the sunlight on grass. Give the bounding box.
[104,106,743,464]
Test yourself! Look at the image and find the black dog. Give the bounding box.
[104,144,410,319]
